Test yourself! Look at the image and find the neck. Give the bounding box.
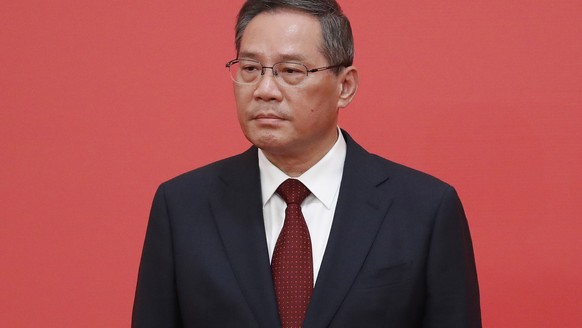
[263,153,321,177]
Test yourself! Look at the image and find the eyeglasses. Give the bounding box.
[225,58,342,87]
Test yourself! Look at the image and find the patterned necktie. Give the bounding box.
[271,178,313,328]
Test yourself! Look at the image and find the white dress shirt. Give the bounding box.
[258,129,346,284]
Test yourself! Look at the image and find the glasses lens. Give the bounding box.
[229,60,261,84]
[274,62,308,86]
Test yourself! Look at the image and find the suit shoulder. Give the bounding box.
[364,154,465,217]
[343,130,453,194]
[369,153,453,193]
[158,148,257,194]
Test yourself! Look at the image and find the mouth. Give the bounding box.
[253,112,286,123]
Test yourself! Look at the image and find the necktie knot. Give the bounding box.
[276,179,311,205]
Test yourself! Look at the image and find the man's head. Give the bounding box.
[235,0,354,72]
[230,0,358,175]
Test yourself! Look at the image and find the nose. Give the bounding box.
[253,67,283,101]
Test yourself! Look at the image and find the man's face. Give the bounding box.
[234,10,345,163]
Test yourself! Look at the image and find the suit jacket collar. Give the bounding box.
[303,130,394,327]
[210,130,394,328]
[209,148,281,327]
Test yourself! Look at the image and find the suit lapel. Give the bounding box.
[303,132,394,328]
[209,148,281,328]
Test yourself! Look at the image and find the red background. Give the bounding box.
[1,0,581,326]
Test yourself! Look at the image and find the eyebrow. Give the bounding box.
[238,51,309,63]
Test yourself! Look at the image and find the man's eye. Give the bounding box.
[242,65,260,72]
[280,66,303,75]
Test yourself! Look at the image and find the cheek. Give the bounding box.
[234,86,252,103]
[234,91,254,119]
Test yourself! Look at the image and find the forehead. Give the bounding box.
[239,9,324,63]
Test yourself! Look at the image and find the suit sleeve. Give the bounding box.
[132,184,183,327]
[423,186,481,328]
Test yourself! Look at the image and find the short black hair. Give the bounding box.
[235,0,354,71]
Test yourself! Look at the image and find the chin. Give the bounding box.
[252,136,291,155]
[250,137,280,151]
[243,129,273,146]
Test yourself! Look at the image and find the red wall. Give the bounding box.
[1,1,580,326]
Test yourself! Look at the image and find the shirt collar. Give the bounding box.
[258,128,347,209]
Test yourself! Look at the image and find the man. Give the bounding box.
[132,0,481,327]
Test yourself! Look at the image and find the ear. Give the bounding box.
[337,66,359,109]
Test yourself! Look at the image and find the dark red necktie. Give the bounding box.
[271,179,313,328]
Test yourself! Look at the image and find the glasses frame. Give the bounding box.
[225,58,343,86]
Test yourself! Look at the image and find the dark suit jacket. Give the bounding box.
[132,131,481,327]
